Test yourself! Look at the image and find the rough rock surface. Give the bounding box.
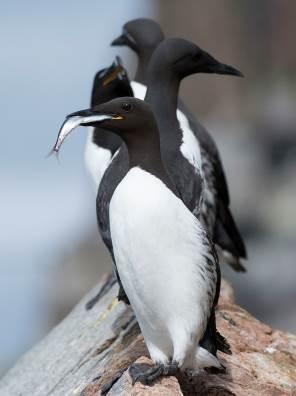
[0,274,295,396]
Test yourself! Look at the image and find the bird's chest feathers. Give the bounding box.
[177,109,202,174]
[131,81,147,100]
[109,167,193,276]
[85,128,113,188]
[109,167,177,245]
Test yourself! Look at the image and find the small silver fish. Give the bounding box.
[50,113,113,154]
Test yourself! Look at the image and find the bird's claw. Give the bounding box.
[129,362,178,386]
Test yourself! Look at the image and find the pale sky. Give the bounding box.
[0,0,156,374]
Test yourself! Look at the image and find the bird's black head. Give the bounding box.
[111,18,164,54]
[149,38,243,79]
[53,98,158,152]
[91,56,133,107]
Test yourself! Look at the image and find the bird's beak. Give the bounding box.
[102,63,124,86]
[111,33,129,47]
[52,110,123,153]
[202,52,244,77]
[209,62,243,77]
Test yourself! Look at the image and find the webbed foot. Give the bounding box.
[129,361,178,385]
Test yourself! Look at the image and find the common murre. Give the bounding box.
[53,97,231,386]
[85,56,133,189]
[94,38,244,308]
[112,19,247,271]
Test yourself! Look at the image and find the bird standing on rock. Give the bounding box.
[96,38,244,310]
[53,97,230,385]
[112,18,247,271]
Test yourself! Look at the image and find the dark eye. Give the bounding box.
[121,103,133,112]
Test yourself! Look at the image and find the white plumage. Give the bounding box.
[130,80,147,100]
[84,127,113,190]
[109,167,220,370]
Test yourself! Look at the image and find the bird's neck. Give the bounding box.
[135,48,155,85]
[126,131,179,197]
[125,127,162,170]
[92,127,120,154]
[145,69,180,127]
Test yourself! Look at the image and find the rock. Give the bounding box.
[0,273,295,396]
[84,357,183,396]
[218,278,235,306]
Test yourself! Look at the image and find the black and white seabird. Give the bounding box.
[53,97,230,384]
[112,19,247,271]
[85,56,133,189]
[95,39,244,307]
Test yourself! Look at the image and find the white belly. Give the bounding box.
[109,167,216,368]
[84,128,113,190]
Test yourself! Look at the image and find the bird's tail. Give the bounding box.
[214,201,247,272]
[216,330,232,355]
[194,346,222,369]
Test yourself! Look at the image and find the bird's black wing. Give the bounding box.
[96,146,130,304]
[179,100,247,266]
[200,238,231,355]
[85,147,130,310]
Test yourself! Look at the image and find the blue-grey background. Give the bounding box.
[1,0,295,377]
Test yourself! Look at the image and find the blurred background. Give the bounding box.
[0,0,295,377]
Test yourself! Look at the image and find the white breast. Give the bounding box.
[131,80,147,100]
[177,109,202,174]
[84,128,114,191]
[109,167,217,369]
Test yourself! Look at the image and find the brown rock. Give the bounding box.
[218,278,235,306]
[0,275,295,396]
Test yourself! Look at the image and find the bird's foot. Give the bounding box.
[129,361,178,386]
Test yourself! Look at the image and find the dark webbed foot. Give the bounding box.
[129,362,178,385]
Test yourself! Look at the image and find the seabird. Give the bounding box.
[84,56,133,189]
[94,38,244,308]
[111,18,164,94]
[53,97,231,385]
[112,19,247,271]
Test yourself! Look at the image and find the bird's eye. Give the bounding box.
[121,103,133,112]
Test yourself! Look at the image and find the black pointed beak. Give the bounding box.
[111,33,129,47]
[201,51,244,77]
[209,62,244,77]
